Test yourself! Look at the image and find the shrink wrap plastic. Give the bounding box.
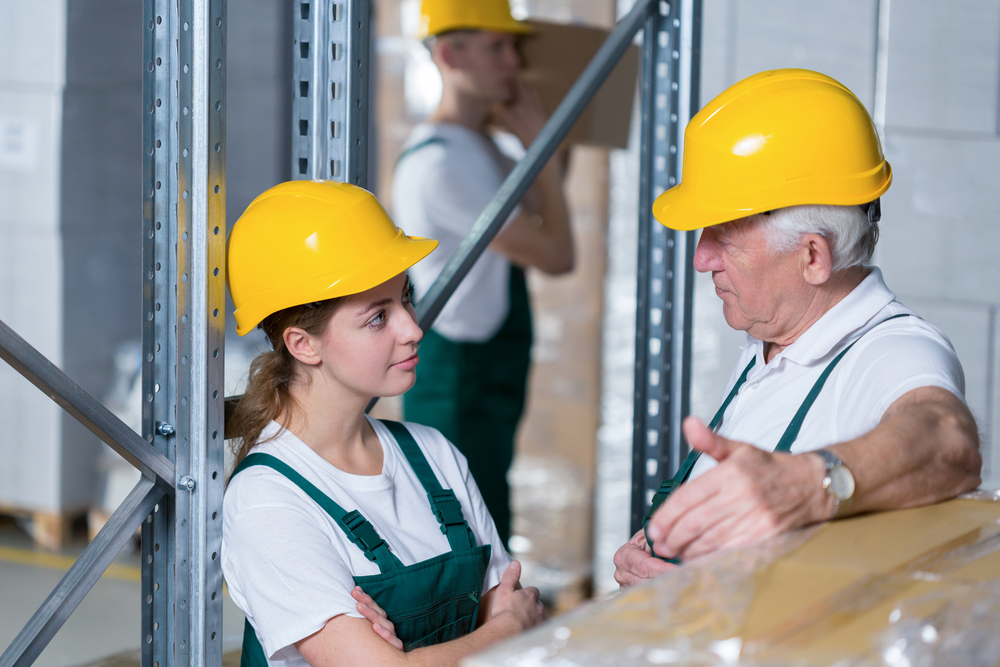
[467,493,1000,667]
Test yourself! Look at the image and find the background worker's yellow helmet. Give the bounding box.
[653,69,892,231]
[417,0,532,39]
[226,180,438,336]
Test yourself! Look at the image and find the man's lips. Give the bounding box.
[392,353,419,370]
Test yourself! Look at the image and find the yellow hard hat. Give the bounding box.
[417,0,532,39]
[226,180,438,336]
[653,69,892,231]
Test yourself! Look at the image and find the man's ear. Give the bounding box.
[800,233,834,286]
[434,35,462,71]
[284,327,321,366]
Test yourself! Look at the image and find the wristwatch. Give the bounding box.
[813,449,855,519]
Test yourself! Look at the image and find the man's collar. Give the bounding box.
[747,267,896,367]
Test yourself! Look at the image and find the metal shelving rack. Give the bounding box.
[0,0,700,664]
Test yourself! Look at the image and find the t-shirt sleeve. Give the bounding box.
[832,321,966,437]
[224,480,360,661]
[420,145,522,238]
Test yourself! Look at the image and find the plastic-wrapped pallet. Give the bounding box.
[465,492,1000,667]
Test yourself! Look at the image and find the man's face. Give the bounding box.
[693,216,810,342]
[442,31,521,103]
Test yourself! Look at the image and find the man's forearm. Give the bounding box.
[827,387,982,517]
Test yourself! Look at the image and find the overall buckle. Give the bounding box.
[343,510,386,561]
[428,489,465,535]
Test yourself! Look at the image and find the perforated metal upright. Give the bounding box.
[292,0,372,186]
[142,1,227,665]
[630,0,702,534]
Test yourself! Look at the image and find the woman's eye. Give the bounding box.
[403,286,416,305]
[367,311,386,328]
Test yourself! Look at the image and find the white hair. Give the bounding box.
[756,204,878,272]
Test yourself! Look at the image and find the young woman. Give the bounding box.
[222,180,544,667]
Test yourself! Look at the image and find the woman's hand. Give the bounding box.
[352,586,403,650]
[488,560,545,632]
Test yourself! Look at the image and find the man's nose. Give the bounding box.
[693,230,720,273]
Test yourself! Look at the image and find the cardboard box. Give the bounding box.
[465,495,1000,666]
[516,20,639,150]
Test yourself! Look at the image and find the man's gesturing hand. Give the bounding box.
[613,528,678,589]
[644,416,829,562]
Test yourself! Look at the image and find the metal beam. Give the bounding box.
[630,0,701,535]
[0,318,174,488]
[293,0,371,186]
[416,0,655,331]
[142,0,226,664]
[0,478,164,667]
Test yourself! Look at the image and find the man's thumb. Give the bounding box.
[501,560,522,589]
[683,415,736,462]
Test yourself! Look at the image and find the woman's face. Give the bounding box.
[310,272,423,399]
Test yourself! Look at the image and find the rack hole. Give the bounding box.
[214,185,220,194]
[300,3,309,20]
[299,81,309,97]
[300,42,309,59]
[299,119,309,136]
[212,471,218,480]
[299,158,308,175]
[214,267,220,277]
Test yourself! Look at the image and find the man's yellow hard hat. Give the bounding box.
[653,69,892,231]
[417,0,532,39]
[226,180,438,336]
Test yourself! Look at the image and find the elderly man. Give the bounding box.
[614,69,982,587]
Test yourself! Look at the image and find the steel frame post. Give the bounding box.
[292,0,371,187]
[142,1,227,665]
[630,0,701,535]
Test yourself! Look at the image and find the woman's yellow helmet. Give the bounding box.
[226,181,438,336]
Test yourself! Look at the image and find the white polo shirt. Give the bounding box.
[391,122,522,343]
[690,267,965,478]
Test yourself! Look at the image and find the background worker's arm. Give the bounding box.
[295,561,544,667]
[615,386,981,586]
[489,81,574,275]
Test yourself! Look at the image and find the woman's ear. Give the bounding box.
[283,327,322,366]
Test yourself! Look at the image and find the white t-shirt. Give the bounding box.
[222,416,511,665]
[391,122,522,343]
[691,267,966,478]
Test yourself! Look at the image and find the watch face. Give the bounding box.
[829,466,855,501]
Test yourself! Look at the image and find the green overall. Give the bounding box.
[232,420,492,666]
[403,267,533,546]
[644,314,910,563]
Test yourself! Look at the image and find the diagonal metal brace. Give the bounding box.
[0,317,175,489]
[415,0,656,331]
[0,477,164,667]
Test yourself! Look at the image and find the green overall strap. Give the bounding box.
[644,356,757,518]
[773,313,911,452]
[379,420,477,552]
[396,137,445,164]
[233,453,402,572]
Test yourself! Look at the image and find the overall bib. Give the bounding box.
[644,314,910,562]
[232,420,492,666]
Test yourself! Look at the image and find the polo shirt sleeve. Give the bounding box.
[223,475,361,662]
[831,319,966,434]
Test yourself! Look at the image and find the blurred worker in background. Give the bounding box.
[615,69,982,587]
[224,181,543,665]
[392,0,574,546]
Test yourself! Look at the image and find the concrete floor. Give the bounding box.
[0,517,245,667]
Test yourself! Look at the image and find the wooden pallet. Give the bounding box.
[0,504,88,551]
